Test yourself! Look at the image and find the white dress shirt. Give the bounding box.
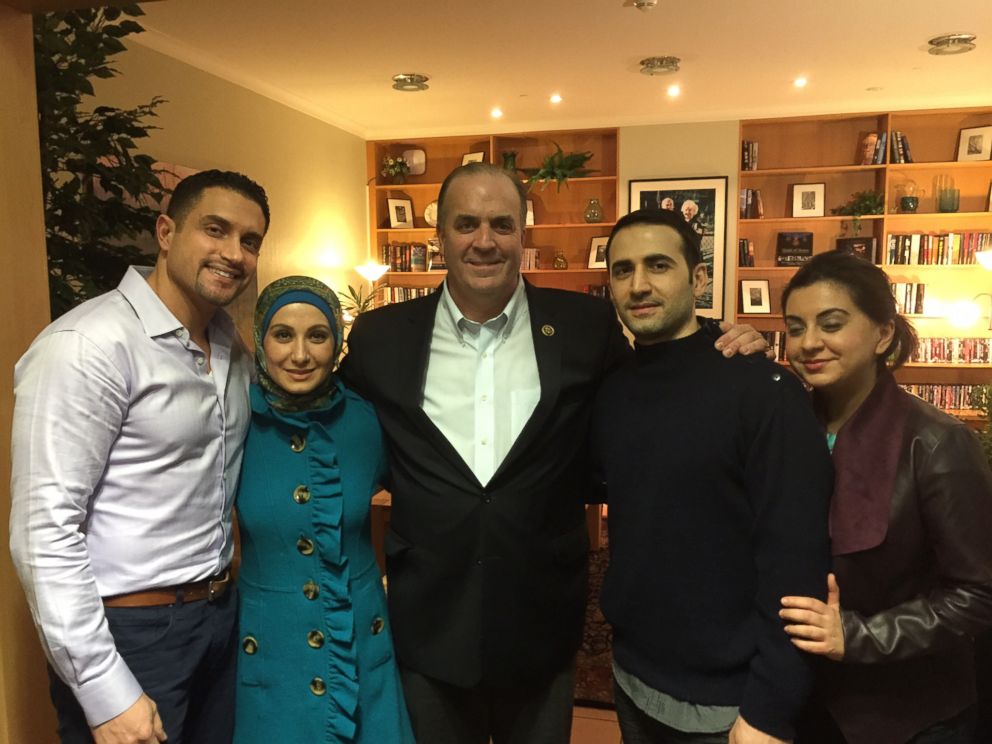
[422,278,540,485]
[9,266,251,726]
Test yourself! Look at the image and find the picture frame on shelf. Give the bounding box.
[740,279,771,314]
[588,237,609,269]
[387,198,414,228]
[462,151,485,165]
[792,183,825,217]
[835,236,877,263]
[629,175,727,319]
[957,125,992,162]
[526,200,535,226]
[401,148,426,175]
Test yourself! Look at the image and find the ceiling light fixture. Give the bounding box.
[550,93,563,104]
[793,77,808,88]
[632,0,658,10]
[640,56,680,76]
[391,73,430,91]
[927,33,977,55]
[666,84,680,98]
[491,107,503,119]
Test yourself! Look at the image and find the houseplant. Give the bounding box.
[380,155,410,184]
[35,4,169,318]
[831,190,884,236]
[522,142,596,191]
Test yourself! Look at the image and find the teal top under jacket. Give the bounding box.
[233,380,414,743]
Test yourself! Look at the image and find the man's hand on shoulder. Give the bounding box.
[715,321,772,359]
[728,715,791,744]
[91,693,166,744]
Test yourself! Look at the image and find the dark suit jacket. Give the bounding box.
[338,280,630,687]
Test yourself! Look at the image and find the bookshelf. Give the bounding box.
[737,107,992,424]
[366,128,618,302]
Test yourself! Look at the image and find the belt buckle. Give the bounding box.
[207,569,230,602]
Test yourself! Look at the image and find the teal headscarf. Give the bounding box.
[253,275,344,411]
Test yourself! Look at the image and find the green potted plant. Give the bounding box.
[522,142,596,191]
[831,190,884,236]
[381,155,410,184]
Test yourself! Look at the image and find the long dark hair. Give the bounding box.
[782,251,917,371]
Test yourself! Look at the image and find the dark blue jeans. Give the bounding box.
[48,586,238,744]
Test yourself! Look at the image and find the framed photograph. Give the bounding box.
[588,236,609,269]
[387,198,414,228]
[526,200,535,226]
[628,176,728,319]
[957,126,992,162]
[740,279,771,314]
[462,151,485,165]
[792,183,825,217]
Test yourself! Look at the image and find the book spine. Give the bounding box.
[901,133,913,163]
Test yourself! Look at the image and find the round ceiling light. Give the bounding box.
[927,34,977,55]
[392,73,430,91]
[640,56,680,76]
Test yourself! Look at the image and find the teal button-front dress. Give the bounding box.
[234,381,414,743]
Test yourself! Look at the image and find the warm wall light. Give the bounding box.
[666,84,680,97]
[794,77,808,88]
[491,107,503,119]
[355,261,389,283]
[976,250,992,270]
[947,294,992,330]
[550,93,562,104]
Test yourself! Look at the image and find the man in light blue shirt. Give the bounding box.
[10,170,268,744]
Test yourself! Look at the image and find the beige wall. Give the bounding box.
[0,6,59,743]
[619,121,740,321]
[92,41,368,298]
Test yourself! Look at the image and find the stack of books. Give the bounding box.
[739,188,764,219]
[741,140,758,171]
[889,131,914,163]
[886,232,987,265]
[890,282,928,314]
[737,239,756,267]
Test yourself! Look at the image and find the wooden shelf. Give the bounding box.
[740,165,885,177]
[740,215,883,225]
[886,160,992,172]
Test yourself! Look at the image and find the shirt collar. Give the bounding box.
[440,276,526,341]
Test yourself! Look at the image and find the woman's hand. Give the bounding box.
[780,573,845,661]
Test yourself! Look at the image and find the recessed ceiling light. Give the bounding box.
[391,73,430,92]
[667,84,680,98]
[640,56,680,76]
[631,0,658,10]
[491,107,504,119]
[866,86,883,92]
[550,93,563,104]
[928,33,977,55]
[793,77,808,88]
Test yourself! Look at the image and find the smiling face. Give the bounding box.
[438,171,524,321]
[154,186,265,319]
[262,303,336,395]
[608,223,707,345]
[681,200,698,221]
[783,280,894,398]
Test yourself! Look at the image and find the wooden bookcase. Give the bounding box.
[366,128,618,297]
[736,107,992,425]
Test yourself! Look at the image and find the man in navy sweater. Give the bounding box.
[592,208,832,743]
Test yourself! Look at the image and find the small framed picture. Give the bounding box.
[462,151,485,165]
[740,279,771,314]
[526,200,535,226]
[387,198,414,228]
[957,126,992,162]
[588,237,609,269]
[792,183,825,217]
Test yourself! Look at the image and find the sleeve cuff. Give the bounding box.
[72,652,143,728]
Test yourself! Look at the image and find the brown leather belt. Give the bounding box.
[102,567,232,608]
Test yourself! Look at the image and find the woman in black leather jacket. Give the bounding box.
[777,251,992,744]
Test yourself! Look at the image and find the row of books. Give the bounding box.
[741,140,759,171]
[859,131,888,165]
[739,236,878,267]
[380,286,439,305]
[520,247,540,270]
[738,188,764,219]
[891,282,928,315]
[885,232,989,265]
[889,130,914,164]
[379,241,444,272]
[914,337,992,365]
[737,239,757,267]
[759,332,789,362]
[901,384,980,413]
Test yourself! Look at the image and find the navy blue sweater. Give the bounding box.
[593,327,832,739]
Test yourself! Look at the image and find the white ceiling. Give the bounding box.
[134,0,992,140]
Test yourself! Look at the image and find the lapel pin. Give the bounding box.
[541,324,555,337]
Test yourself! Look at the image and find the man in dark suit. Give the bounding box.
[339,163,764,743]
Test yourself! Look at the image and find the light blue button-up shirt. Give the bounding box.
[9,266,251,726]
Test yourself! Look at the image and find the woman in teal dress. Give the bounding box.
[234,276,414,743]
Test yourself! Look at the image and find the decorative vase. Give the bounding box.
[552,250,569,270]
[391,173,406,185]
[501,151,518,172]
[583,198,603,223]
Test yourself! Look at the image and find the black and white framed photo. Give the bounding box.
[526,200,535,226]
[588,236,609,269]
[792,183,825,217]
[387,198,414,228]
[957,125,992,162]
[462,151,485,165]
[740,279,771,314]
[628,176,728,319]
